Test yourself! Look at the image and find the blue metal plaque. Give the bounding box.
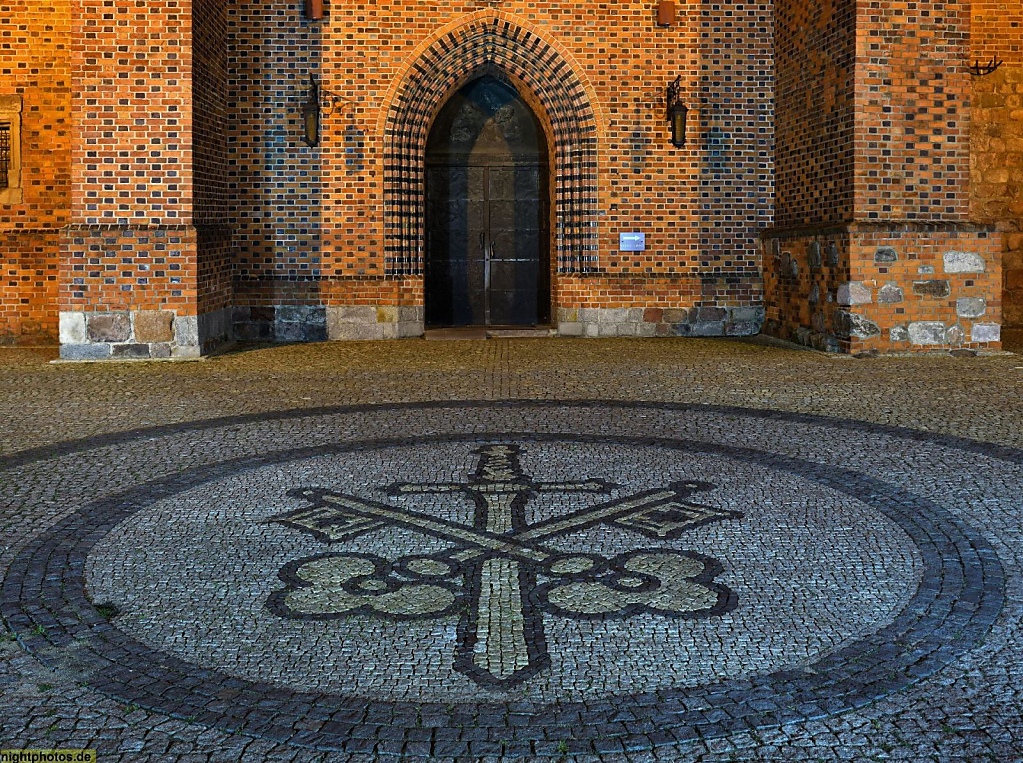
[619,232,646,252]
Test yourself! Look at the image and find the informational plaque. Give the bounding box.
[619,232,646,252]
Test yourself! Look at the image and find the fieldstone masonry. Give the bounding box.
[764,229,1002,353]
[957,297,987,318]
[878,284,904,304]
[762,0,1010,354]
[59,310,207,360]
[970,38,1023,329]
[837,282,872,306]
[912,280,952,298]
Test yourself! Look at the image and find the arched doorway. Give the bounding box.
[424,76,551,327]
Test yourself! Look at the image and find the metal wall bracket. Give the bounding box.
[968,56,1003,76]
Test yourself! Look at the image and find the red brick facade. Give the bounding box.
[0,0,1018,353]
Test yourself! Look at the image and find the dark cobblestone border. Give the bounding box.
[0,404,1008,758]
[4,399,1023,471]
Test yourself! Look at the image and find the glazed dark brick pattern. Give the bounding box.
[383,17,598,275]
[0,402,1008,758]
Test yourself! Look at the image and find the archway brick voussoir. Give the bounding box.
[384,16,599,276]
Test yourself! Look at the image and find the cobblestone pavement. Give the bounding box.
[2,336,1023,762]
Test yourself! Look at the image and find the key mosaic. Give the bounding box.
[268,444,736,687]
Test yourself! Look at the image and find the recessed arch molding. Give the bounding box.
[383,16,598,276]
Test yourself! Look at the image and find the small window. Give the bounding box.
[0,96,22,204]
[0,121,11,189]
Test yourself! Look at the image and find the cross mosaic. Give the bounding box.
[266,444,741,687]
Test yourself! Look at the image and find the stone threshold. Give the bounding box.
[424,326,557,340]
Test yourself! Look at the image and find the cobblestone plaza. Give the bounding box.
[2,336,1023,761]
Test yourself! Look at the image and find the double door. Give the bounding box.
[426,163,546,327]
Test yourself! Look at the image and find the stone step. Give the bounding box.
[423,327,557,340]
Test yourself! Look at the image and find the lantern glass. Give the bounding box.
[669,102,687,148]
[303,100,319,147]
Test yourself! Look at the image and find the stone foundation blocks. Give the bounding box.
[233,306,329,343]
[326,306,424,341]
[134,311,174,343]
[277,306,327,343]
[59,342,112,361]
[556,306,763,339]
[58,312,87,345]
[59,309,213,361]
[87,312,130,343]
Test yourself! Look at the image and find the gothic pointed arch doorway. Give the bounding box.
[424,76,551,327]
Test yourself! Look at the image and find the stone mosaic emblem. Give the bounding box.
[267,443,740,687]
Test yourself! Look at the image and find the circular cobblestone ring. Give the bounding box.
[0,402,1006,758]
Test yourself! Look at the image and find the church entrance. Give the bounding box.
[424,76,550,327]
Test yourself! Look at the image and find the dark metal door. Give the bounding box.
[425,77,549,327]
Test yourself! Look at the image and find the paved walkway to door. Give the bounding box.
[2,335,1023,762]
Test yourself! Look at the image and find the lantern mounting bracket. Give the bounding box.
[968,56,1003,76]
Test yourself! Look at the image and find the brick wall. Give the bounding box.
[970,3,1023,327]
[56,0,238,359]
[0,0,71,344]
[15,0,1013,355]
[193,0,232,315]
[68,0,194,226]
[773,0,856,227]
[228,0,324,338]
[61,0,198,340]
[971,1,1022,62]
[854,1,973,222]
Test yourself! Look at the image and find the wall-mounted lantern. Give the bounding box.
[305,0,324,21]
[656,0,676,27]
[302,74,320,147]
[666,75,687,148]
[301,73,351,148]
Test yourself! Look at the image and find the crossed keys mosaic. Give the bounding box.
[266,444,742,687]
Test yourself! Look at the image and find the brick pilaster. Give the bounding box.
[58,0,230,359]
[766,0,1001,354]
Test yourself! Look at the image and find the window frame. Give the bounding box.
[0,95,23,205]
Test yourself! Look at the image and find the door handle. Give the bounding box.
[483,233,491,290]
